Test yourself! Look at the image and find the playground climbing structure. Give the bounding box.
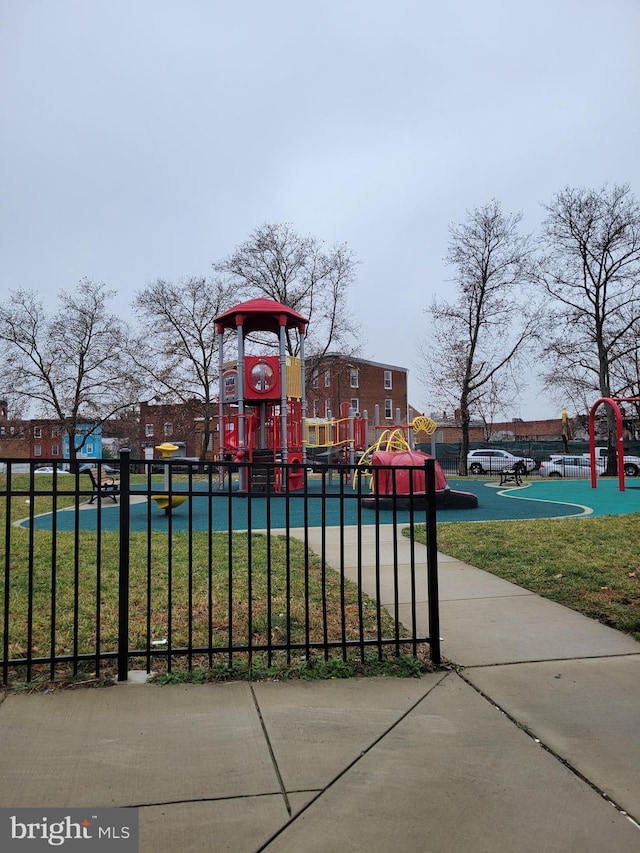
[214,298,368,493]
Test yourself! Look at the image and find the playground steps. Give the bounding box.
[250,448,277,493]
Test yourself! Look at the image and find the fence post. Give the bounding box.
[117,449,131,681]
[424,459,441,666]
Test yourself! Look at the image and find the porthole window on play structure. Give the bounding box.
[248,360,277,394]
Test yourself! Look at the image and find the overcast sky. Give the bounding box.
[2,0,639,421]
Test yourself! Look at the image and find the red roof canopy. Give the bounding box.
[215,298,308,335]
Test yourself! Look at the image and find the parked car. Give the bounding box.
[79,463,117,474]
[0,462,30,473]
[539,455,601,478]
[150,457,204,473]
[466,449,536,475]
[582,447,640,477]
[35,466,71,474]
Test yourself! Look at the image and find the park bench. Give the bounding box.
[499,466,522,486]
[86,468,120,504]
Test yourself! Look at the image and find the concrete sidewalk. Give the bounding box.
[1,527,640,852]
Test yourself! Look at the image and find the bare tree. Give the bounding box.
[212,223,362,374]
[537,183,640,471]
[132,277,236,460]
[0,279,142,462]
[610,340,640,435]
[421,201,536,473]
[476,374,519,441]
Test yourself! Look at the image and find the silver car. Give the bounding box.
[466,449,536,475]
[538,455,601,478]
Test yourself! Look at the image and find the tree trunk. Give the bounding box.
[200,399,212,463]
[459,396,470,475]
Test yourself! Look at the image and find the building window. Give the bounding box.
[52,427,60,438]
[52,444,59,456]
[164,422,173,437]
[85,443,93,455]
[312,399,320,418]
[350,368,359,388]
[0,426,4,436]
[384,370,392,390]
[350,398,359,414]
[34,427,42,438]
[145,424,154,437]
[34,444,42,456]
[325,398,332,418]
[311,371,319,389]
[324,369,331,387]
[385,399,393,420]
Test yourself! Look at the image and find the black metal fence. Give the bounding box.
[0,454,440,685]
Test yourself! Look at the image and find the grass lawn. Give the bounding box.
[412,515,640,641]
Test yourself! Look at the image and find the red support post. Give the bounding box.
[588,398,625,491]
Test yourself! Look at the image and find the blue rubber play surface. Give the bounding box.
[444,477,640,522]
[24,476,640,531]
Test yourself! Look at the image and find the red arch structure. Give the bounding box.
[588,396,640,491]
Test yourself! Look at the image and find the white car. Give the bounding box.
[35,466,71,474]
[538,455,601,478]
[583,448,640,477]
[466,449,536,475]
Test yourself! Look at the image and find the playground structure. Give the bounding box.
[356,423,478,510]
[212,296,466,505]
[588,396,640,491]
[359,450,478,510]
[355,418,438,475]
[214,297,383,493]
[214,298,322,492]
[150,441,189,512]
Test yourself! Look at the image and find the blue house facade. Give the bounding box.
[62,424,103,462]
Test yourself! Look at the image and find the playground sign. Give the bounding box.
[222,368,238,403]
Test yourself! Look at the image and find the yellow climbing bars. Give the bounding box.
[411,415,437,436]
[352,418,436,490]
[305,417,353,448]
[354,429,412,489]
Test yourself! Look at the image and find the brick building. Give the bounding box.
[101,411,141,458]
[0,401,65,461]
[306,355,409,441]
[0,402,30,459]
[0,412,104,465]
[430,414,594,444]
[30,420,65,461]
[138,400,203,460]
